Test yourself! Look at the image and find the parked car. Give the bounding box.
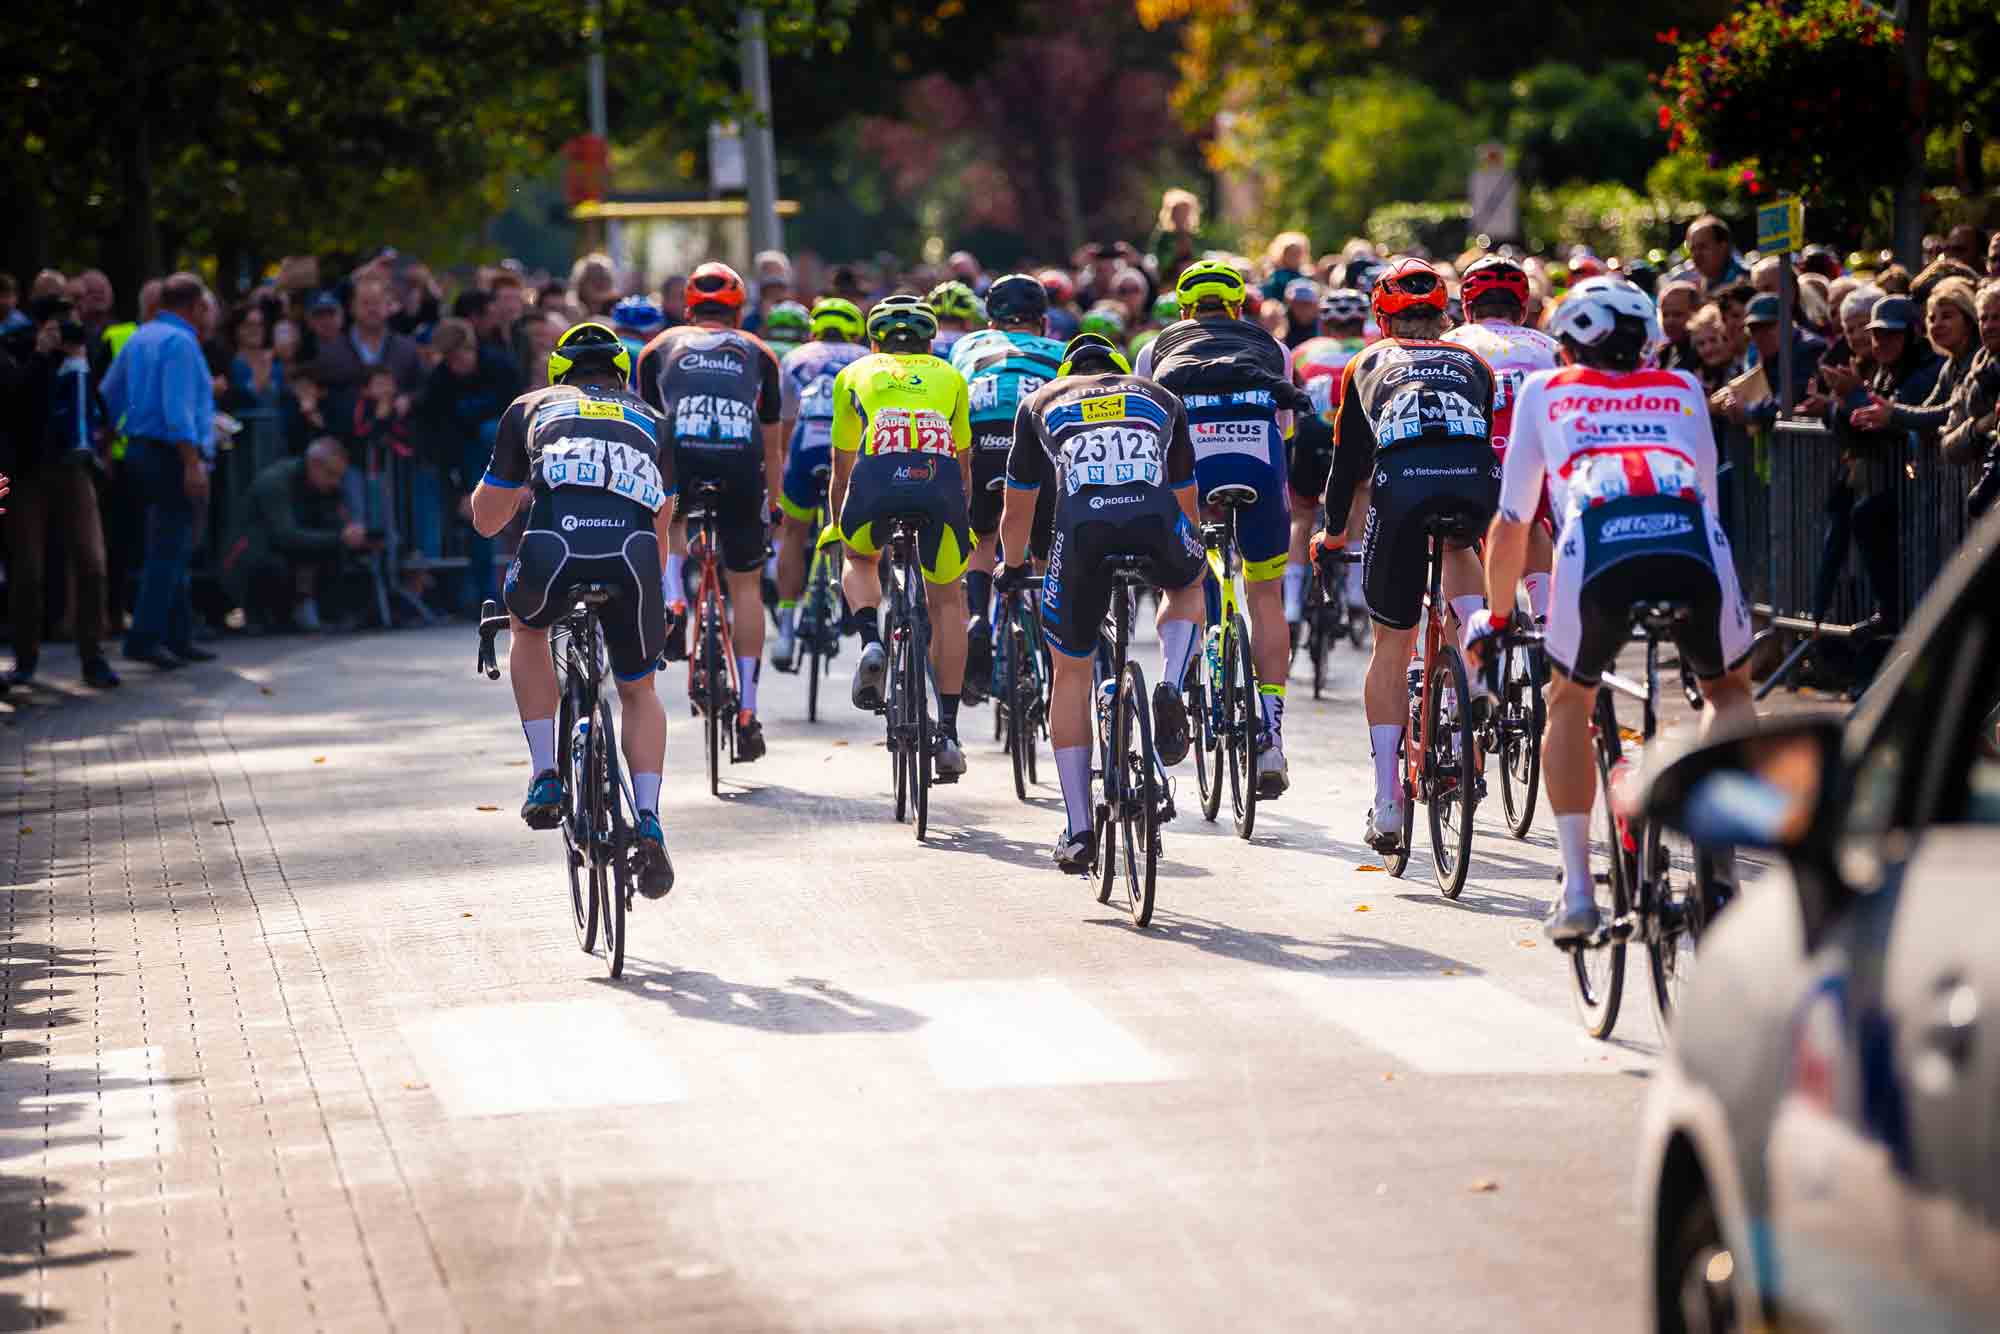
[1632,504,2000,1334]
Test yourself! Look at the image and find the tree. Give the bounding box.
[1468,63,1666,193]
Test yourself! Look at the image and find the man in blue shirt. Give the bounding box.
[101,271,218,668]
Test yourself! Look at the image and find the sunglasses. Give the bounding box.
[689,274,734,294]
[1383,270,1441,297]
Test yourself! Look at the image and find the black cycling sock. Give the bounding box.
[854,606,881,646]
[965,571,993,622]
[939,692,960,734]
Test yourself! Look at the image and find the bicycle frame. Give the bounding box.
[1204,507,1246,629]
[1405,531,1449,792]
[551,601,639,818]
[686,500,742,710]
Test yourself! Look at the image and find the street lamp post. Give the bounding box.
[739,8,782,258]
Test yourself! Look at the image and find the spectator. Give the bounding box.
[100,271,217,670]
[314,276,424,417]
[0,273,27,335]
[569,252,618,316]
[520,312,564,391]
[1260,231,1311,302]
[488,270,530,370]
[1107,267,1150,324]
[1876,264,1913,295]
[1798,273,1832,336]
[1669,214,1749,296]
[1853,276,1981,441]
[225,437,375,633]
[1750,255,1783,293]
[67,270,114,344]
[535,282,571,319]
[1149,188,1210,285]
[4,304,119,689]
[1729,293,1825,430]
[1656,280,1700,370]
[1943,224,1987,273]
[298,290,344,364]
[660,274,687,325]
[285,362,332,454]
[1688,303,1744,439]
[1944,282,2000,516]
[1911,255,1981,312]
[1715,281,1755,359]
[221,300,289,420]
[453,289,518,372]
[1281,278,1320,348]
[390,263,443,339]
[1989,232,2000,279]
[1816,284,1884,405]
[414,316,520,612]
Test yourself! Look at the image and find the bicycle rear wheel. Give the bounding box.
[1116,661,1159,927]
[891,617,910,824]
[1224,613,1258,840]
[701,604,723,796]
[1569,710,1630,1040]
[1498,643,1543,839]
[1192,638,1223,822]
[1644,820,1706,1039]
[558,683,597,952]
[1425,648,1478,899]
[908,585,932,843]
[593,695,626,979]
[1007,617,1033,801]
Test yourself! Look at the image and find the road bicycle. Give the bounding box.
[478,591,639,978]
[778,464,846,723]
[877,512,939,841]
[992,569,1050,802]
[1299,517,1367,700]
[1488,621,1546,839]
[1503,601,1724,1041]
[1380,515,1484,898]
[1190,485,1263,840]
[1087,556,1172,927]
[682,479,744,797]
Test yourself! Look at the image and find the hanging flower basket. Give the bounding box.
[1655,2,1910,218]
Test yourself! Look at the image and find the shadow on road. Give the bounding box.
[600,961,929,1035]
[1392,888,1548,921]
[1084,910,1484,977]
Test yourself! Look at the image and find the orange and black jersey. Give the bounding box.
[1324,337,1498,517]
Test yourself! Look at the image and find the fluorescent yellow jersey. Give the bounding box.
[830,352,971,458]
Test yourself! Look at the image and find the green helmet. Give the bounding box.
[1079,301,1127,341]
[1174,258,1248,312]
[925,280,984,325]
[1151,293,1181,324]
[866,294,939,347]
[763,300,809,339]
[809,297,865,341]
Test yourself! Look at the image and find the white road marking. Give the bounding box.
[1,1046,179,1169]
[887,977,1178,1090]
[1267,973,1654,1074]
[400,1000,688,1117]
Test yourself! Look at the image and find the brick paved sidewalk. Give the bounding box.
[2,642,454,1332]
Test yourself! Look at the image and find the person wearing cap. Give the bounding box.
[299,290,345,365]
[1717,292,1825,431]
[1851,277,1981,441]
[1280,278,1320,349]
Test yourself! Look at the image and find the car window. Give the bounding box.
[1960,686,2000,825]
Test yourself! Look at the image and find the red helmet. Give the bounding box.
[686,261,747,312]
[1038,268,1075,305]
[1371,257,1448,323]
[1459,255,1530,311]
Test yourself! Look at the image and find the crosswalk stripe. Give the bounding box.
[400,1000,689,1117]
[884,977,1179,1090]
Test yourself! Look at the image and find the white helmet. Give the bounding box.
[1549,275,1660,351]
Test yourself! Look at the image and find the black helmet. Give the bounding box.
[984,272,1049,324]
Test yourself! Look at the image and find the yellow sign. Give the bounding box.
[1081,394,1127,423]
[578,400,622,419]
[1756,197,1804,254]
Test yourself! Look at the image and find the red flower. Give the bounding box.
[1656,26,1679,44]
[1658,103,1674,129]
[1748,182,1761,195]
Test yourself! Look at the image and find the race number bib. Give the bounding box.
[1305,374,1338,421]
[1063,424,1164,494]
[539,436,669,512]
[1376,387,1488,445]
[869,407,956,456]
[1188,417,1271,463]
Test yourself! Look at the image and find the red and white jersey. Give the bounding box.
[1441,318,1561,456]
[1500,366,1719,531]
[1292,334,1366,421]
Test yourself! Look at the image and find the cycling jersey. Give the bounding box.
[636,324,783,573]
[951,327,1067,533]
[1289,334,1365,502]
[831,351,974,584]
[1439,319,1562,458]
[775,339,869,522]
[1140,317,1302,581]
[482,382,675,679]
[1327,338,1501,629]
[1008,374,1203,656]
[1503,366,1752,683]
[931,329,967,359]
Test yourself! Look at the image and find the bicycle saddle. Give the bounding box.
[1205,483,1260,509]
[1423,512,1482,544]
[572,583,615,608]
[1630,600,1693,635]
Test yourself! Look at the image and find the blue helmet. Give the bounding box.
[610,296,666,335]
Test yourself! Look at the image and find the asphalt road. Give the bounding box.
[1,622,1669,1331]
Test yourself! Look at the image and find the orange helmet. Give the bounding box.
[686,261,748,312]
[1371,257,1448,324]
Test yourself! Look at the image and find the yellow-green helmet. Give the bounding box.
[925,280,984,324]
[549,321,632,388]
[1174,258,1248,313]
[865,294,939,347]
[809,297,864,341]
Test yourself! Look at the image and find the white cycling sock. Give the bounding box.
[1524,572,1552,623]
[1282,564,1307,621]
[1158,618,1197,695]
[633,772,662,816]
[662,554,686,606]
[1055,745,1093,837]
[1450,594,1486,656]
[1556,812,1594,908]
[1370,724,1403,817]
[522,718,556,774]
[737,656,759,713]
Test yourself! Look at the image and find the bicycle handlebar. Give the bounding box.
[476,598,508,680]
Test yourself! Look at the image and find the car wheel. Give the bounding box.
[1660,1187,1740,1334]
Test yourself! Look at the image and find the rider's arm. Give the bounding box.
[634,340,665,413]
[827,366,860,523]
[1485,377,1551,624]
[1321,357,1373,520]
[1166,397,1199,529]
[999,396,1045,567]
[470,399,531,538]
[951,371,973,504]
[757,346,784,505]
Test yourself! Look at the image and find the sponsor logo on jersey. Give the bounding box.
[1081,394,1127,423]
[1191,420,1265,440]
[1382,362,1469,386]
[678,351,745,375]
[578,400,622,419]
[1403,466,1481,477]
[1547,392,1693,420]
[560,514,625,531]
[1575,421,1672,440]
[1087,492,1142,509]
[891,462,936,483]
[1598,511,1696,543]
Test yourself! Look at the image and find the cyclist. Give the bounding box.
[635,261,784,761]
[1137,259,1310,798]
[1080,302,1127,346]
[948,274,1067,693]
[998,332,1206,873]
[1442,255,1563,628]
[1296,289,1371,617]
[610,295,667,364]
[828,295,976,779]
[771,297,870,671]
[761,300,811,362]
[1128,293,1181,364]
[468,322,676,897]
[1322,257,1501,854]
[1464,276,1755,942]
[926,280,984,359]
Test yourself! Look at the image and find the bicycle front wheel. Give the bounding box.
[1498,643,1543,839]
[1117,661,1159,926]
[909,601,932,843]
[1569,715,1630,1040]
[891,623,910,824]
[593,695,626,979]
[1007,617,1033,801]
[1425,648,1478,899]
[1225,613,1258,840]
[1192,644,1223,822]
[701,608,724,796]
[1644,820,1706,1039]
[558,684,597,952]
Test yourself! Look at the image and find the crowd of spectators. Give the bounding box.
[1,187,1994,696]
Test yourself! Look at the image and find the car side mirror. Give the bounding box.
[1624,714,1853,948]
